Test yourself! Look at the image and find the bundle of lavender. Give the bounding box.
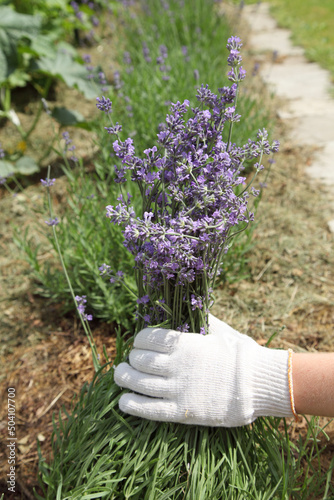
[99,36,278,335]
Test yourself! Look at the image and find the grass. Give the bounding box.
[241,0,334,79]
[36,361,334,500]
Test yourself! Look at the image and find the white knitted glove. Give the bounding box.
[114,315,293,427]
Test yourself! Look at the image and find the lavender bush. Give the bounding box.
[100,36,279,334]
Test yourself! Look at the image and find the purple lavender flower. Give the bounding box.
[137,295,150,304]
[41,178,56,187]
[62,131,72,150]
[105,123,122,135]
[0,144,5,159]
[91,16,99,27]
[191,294,203,311]
[159,45,168,59]
[181,46,190,62]
[113,70,123,90]
[96,96,112,113]
[99,263,112,276]
[45,217,59,226]
[86,64,95,80]
[77,11,84,21]
[142,42,151,63]
[103,36,277,334]
[98,72,107,88]
[252,62,260,76]
[251,187,260,197]
[75,295,93,321]
[41,98,51,115]
[83,54,91,64]
[123,51,132,65]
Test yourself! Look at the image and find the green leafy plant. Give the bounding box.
[0,4,108,176]
[13,154,138,328]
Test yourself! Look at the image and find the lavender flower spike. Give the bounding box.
[75,295,93,321]
[96,96,112,113]
[45,217,59,226]
[41,178,56,187]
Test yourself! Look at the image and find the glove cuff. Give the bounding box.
[250,347,294,419]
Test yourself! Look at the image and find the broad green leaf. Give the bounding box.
[0,47,8,82]
[0,7,41,83]
[29,34,57,59]
[51,107,85,126]
[7,68,31,87]
[0,160,14,177]
[0,7,41,40]
[34,51,98,99]
[56,41,78,58]
[15,156,39,175]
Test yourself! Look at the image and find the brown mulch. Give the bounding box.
[0,304,117,499]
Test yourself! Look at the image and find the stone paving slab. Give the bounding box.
[306,141,334,184]
[261,61,332,101]
[249,31,304,56]
[277,100,334,120]
[290,115,334,146]
[242,2,334,229]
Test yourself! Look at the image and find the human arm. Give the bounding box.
[293,352,334,417]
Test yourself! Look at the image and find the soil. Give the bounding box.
[1,13,334,500]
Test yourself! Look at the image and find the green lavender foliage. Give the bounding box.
[109,0,270,153]
[14,157,138,328]
[37,363,334,499]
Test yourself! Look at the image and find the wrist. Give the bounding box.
[250,346,293,420]
[292,352,334,417]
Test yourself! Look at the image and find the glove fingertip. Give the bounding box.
[114,361,130,387]
[134,327,181,353]
[118,392,133,414]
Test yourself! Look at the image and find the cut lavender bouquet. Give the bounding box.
[100,36,278,334]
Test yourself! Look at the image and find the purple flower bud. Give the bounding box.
[96,96,112,113]
[45,217,59,226]
[41,178,56,187]
[105,123,122,135]
[99,263,112,276]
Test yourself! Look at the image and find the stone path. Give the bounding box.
[241,3,334,231]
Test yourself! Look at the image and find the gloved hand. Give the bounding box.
[114,315,293,427]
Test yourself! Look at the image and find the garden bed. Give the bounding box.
[1,2,334,498]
